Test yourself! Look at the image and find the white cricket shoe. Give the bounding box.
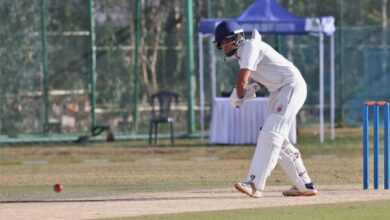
[234,181,262,198]
[282,182,318,196]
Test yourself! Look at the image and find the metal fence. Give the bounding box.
[0,0,389,143]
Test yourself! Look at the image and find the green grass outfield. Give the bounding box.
[104,201,390,220]
[107,200,390,220]
[1,127,389,219]
[0,128,364,200]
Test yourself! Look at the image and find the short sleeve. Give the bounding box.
[238,40,264,71]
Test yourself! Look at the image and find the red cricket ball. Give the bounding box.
[53,183,64,193]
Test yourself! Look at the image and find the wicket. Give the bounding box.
[363,101,390,190]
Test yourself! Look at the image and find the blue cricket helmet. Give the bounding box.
[213,20,244,44]
[214,20,245,57]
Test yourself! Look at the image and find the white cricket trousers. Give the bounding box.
[246,80,312,191]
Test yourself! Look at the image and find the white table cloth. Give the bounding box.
[209,97,296,145]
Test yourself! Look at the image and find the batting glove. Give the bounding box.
[244,82,262,99]
[229,88,244,108]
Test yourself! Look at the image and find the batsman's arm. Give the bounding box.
[235,68,252,98]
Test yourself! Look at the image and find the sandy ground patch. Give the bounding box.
[1,185,390,220]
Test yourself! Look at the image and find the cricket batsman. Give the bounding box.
[214,20,318,197]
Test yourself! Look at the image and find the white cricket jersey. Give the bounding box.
[237,30,304,92]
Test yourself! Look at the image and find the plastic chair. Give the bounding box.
[149,91,178,145]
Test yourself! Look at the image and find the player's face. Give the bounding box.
[220,38,236,57]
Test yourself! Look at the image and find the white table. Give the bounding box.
[209,97,296,145]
